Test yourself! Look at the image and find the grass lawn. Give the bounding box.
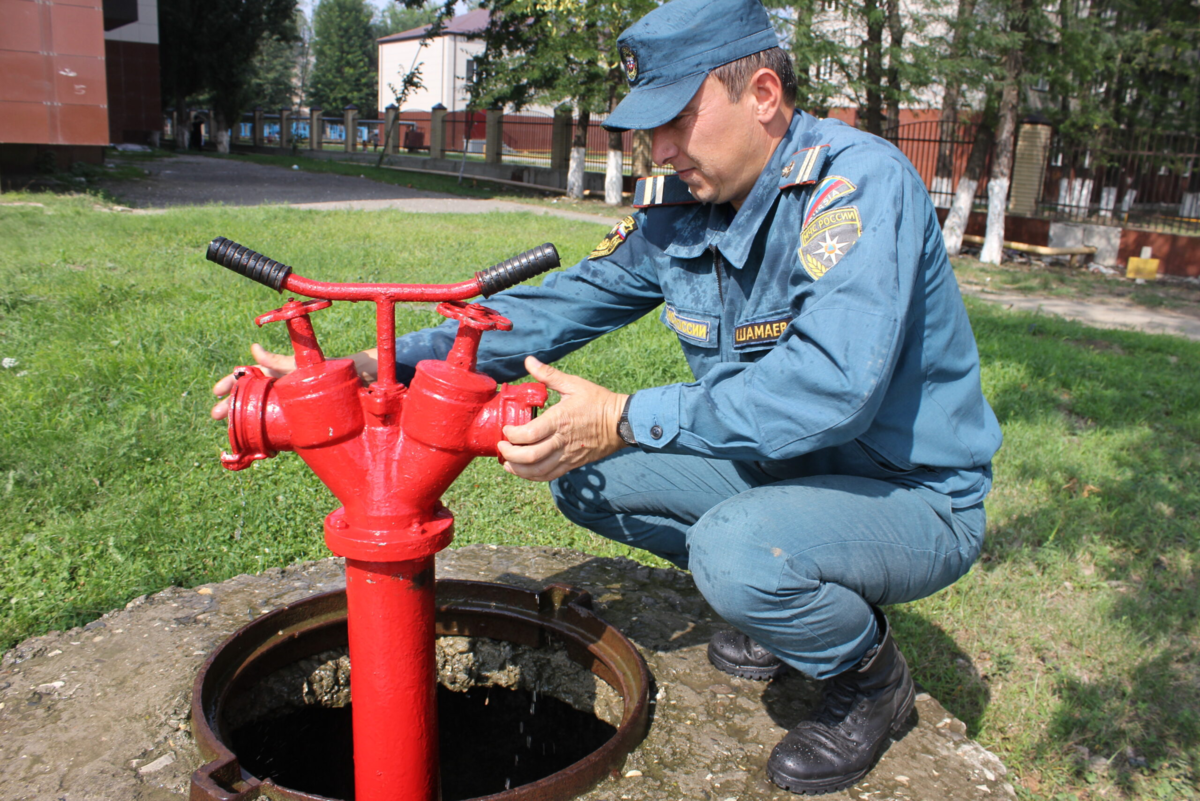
[2,191,1199,800]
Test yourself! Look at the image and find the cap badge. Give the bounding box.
[620,45,638,83]
[781,160,795,179]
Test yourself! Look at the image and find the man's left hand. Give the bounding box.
[499,356,628,482]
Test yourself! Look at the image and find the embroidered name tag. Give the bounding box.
[799,206,862,281]
[664,305,711,343]
[734,317,791,348]
[590,215,637,259]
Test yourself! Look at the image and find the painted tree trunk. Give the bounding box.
[213,111,230,154]
[932,0,978,208]
[567,109,590,200]
[632,130,653,179]
[605,130,623,206]
[942,124,992,256]
[980,46,1023,265]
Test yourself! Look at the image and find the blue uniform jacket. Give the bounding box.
[393,111,1003,508]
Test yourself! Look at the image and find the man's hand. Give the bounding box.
[498,356,629,482]
[210,345,379,421]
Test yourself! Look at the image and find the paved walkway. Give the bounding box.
[102,153,1200,341]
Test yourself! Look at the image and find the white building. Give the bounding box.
[377,9,488,113]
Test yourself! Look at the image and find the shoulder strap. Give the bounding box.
[633,174,701,208]
[778,145,830,189]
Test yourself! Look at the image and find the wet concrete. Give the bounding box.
[0,546,1014,800]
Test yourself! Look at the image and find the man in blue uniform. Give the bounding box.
[213,0,1001,791]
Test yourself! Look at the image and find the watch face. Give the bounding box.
[618,420,637,446]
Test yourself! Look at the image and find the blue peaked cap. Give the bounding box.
[603,0,781,132]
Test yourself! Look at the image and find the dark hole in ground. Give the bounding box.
[229,685,617,800]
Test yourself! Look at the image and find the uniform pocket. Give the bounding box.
[660,304,719,348]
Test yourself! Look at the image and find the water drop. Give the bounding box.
[505,778,511,790]
[526,735,532,749]
[519,721,524,734]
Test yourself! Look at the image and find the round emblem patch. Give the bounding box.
[620,45,638,83]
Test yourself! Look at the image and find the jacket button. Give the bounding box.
[650,425,663,439]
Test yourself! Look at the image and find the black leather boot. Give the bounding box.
[707,630,788,680]
[766,609,915,795]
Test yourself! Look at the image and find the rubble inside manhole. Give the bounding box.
[221,636,623,800]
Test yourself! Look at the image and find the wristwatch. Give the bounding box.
[617,394,637,446]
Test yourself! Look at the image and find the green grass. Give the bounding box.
[3,191,1200,799]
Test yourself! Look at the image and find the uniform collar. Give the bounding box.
[710,110,819,270]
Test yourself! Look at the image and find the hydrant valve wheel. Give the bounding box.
[255,298,333,327]
[435,300,513,331]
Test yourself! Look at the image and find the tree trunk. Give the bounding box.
[932,0,978,206]
[175,97,190,151]
[605,129,624,206]
[632,130,652,179]
[863,0,885,135]
[942,123,992,256]
[885,0,904,131]
[567,109,590,200]
[980,68,1021,264]
[213,110,230,154]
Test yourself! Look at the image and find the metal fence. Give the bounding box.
[1040,130,1200,234]
[884,120,992,207]
[885,120,1199,235]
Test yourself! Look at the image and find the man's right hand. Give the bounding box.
[210,345,381,421]
[210,344,296,421]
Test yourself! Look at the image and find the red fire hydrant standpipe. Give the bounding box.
[206,237,561,801]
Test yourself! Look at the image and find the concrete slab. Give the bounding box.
[0,546,1014,801]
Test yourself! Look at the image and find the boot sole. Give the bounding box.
[706,643,788,681]
[766,679,917,795]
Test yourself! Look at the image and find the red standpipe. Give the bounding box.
[209,239,554,801]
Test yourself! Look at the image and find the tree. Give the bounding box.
[373,1,443,39]
[469,0,655,202]
[247,10,307,111]
[160,0,297,152]
[765,0,941,132]
[309,0,378,117]
[979,0,1029,264]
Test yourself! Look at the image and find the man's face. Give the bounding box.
[650,75,768,208]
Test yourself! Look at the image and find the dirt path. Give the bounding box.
[960,285,1200,341]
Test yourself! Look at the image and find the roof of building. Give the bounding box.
[377,8,489,43]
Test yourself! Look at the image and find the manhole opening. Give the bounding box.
[222,636,623,800]
[230,685,617,800]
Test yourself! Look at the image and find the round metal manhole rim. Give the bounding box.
[190,579,652,801]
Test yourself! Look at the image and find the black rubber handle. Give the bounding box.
[206,237,293,292]
[475,243,560,298]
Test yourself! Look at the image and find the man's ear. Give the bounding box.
[748,67,784,123]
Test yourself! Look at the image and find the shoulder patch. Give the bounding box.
[803,176,857,227]
[590,215,638,259]
[799,206,862,281]
[633,175,700,208]
[779,145,830,189]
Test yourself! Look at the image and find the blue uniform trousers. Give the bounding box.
[550,449,985,679]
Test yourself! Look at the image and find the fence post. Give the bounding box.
[485,108,503,165]
[252,106,264,148]
[1009,120,1052,216]
[430,104,447,160]
[279,108,292,150]
[632,130,653,179]
[309,108,322,151]
[551,105,571,170]
[344,105,359,152]
[384,105,399,155]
